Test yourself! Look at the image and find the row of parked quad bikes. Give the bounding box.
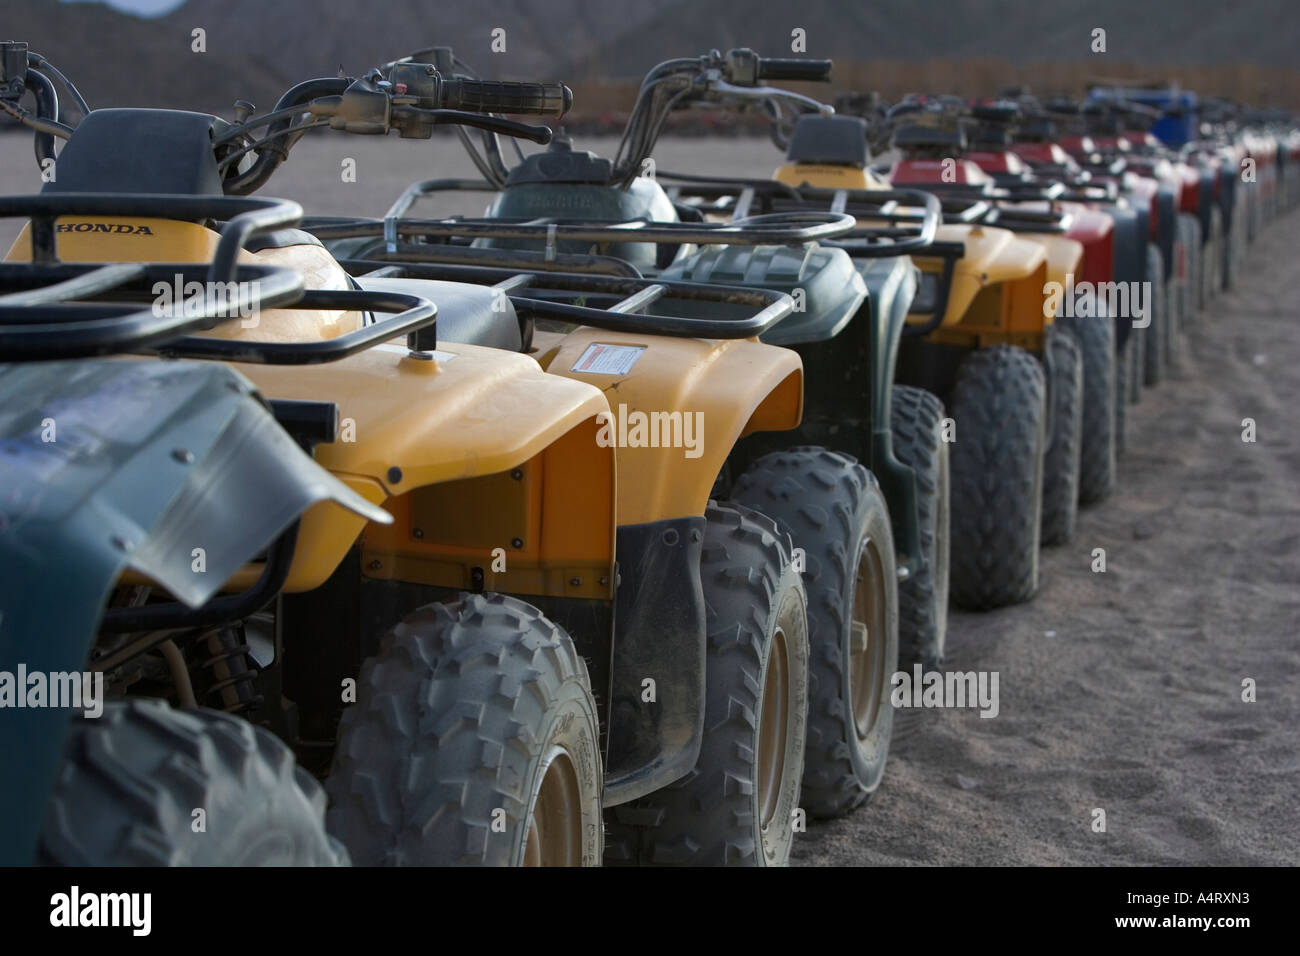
[1,43,1297,866]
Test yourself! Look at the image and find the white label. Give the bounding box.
[571,343,645,376]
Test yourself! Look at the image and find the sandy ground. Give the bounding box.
[796,207,1300,867]
[1,131,1296,865]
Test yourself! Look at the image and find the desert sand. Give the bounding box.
[797,206,1300,866]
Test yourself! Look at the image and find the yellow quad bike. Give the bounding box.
[3,186,616,866]
[302,48,917,825]
[3,46,817,866]
[672,96,1082,612]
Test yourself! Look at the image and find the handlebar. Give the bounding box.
[719,48,832,87]
[2,44,574,195]
[436,78,571,116]
[756,58,833,83]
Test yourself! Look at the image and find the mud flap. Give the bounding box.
[1156,188,1179,283]
[602,515,706,807]
[1105,204,1143,353]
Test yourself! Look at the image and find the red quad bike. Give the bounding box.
[1074,93,1215,377]
[1198,99,1266,287]
[1001,94,1206,390]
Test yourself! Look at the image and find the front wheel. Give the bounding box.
[327,593,603,866]
[1143,244,1166,387]
[39,700,347,866]
[1056,310,1117,506]
[948,345,1046,610]
[731,447,900,817]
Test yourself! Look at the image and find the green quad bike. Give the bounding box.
[0,195,400,865]
[305,47,957,822]
[759,96,1090,607]
[3,43,845,866]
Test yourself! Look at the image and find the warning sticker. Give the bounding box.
[571,343,645,376]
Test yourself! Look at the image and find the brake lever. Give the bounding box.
[391,105,552,143]
[702,80,833,116]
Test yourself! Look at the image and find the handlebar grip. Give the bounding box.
[756,58,832,83]
[439,79,572,117]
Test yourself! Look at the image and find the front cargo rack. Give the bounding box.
[0,194,437,362]
[0,192,434,637]
[303,202,858,278]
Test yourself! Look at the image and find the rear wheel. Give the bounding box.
[604,501,808,865]
[731,447,900,816]
[888,385,950,669]
[39,699,347,866]
[948,345,1046,610]
[1041,330,1083,544]
[326,593,602,866]
[1057,310,1117,506]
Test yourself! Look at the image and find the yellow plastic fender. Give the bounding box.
[1019,233,1084,292]
[232,343,617,597]
[532,328,803,525]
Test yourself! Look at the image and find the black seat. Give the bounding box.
[352,277,523,352]
[786,115,869,168]
[893,124,967,152]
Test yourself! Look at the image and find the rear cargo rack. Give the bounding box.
[0,193,437,362]
[339,258,796,340]
[658,175,948,254]
[889,183,1074,233]
[652,175,966,335]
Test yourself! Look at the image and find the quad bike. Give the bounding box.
[305,47,946,822]
[757,93,1077,610]
[2,42,823,867]
[1083,88,1226,368]
[874,97,1124,523]
[352,48,955,669]
[1069,97,1198,381]
[1030,98,1174,404]
[965,98,1150,461]
[0,196,400,866]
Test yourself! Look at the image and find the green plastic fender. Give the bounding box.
[0,360,388,864]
